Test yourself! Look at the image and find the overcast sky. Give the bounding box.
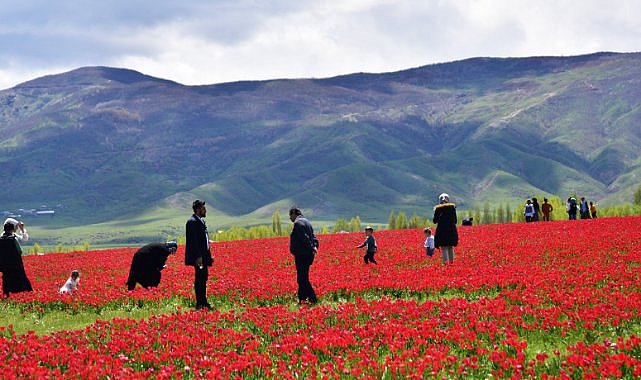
[1,0,640,90]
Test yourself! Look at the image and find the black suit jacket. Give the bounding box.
[289,216,317,256]
[185,215,212,267]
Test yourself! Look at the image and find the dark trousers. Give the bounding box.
[364,251,377,264]
[194,265,209,306]
[294,254,317,303]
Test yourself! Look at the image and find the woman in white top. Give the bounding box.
[3,218,28,242]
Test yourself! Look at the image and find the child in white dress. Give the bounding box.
[59,270,80,294]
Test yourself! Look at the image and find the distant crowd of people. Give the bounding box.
[523,196,597,222]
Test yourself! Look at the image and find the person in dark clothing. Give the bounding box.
[289,207,318,304]
[126,241,178,290]
[0,221,33,297]
[541,198,554,221]
[580,197,591,219]
[524,199,535,222]
[531,197,541,221]
[357,226,377,264]
[567,197,578,220]
[185,200,213,310]
[433,193,459,264]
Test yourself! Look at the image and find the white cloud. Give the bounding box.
[0,0,640,90]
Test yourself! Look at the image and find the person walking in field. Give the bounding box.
[423,227,435,257]
[433,193,458,264]
[185,200,213,310]
[531,197,541,221]
[357,226,377,264]
[524,199,535,222]
[580,197,591,219]
[289,207,318,305]
[541,198,554,221]
[590,201,598,218]
[566,197,578,220]
[0,220,33,297]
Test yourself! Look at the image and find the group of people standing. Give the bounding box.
[524,196,597,222]
[523,197,554,222]
[566,196,597,220]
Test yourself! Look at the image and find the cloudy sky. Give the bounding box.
[1,0,640,90]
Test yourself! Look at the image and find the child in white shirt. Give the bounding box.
[423,227,435,257]
[60,270,80,294]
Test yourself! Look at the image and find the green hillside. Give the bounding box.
[1,52,640,243]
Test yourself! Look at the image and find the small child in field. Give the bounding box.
[423,227,435,257]
[357,226,378,264]
[59,270,80,294]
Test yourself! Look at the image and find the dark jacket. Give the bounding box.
[358,235,377,253]
[0,233,33,295]
[289,216,317,256]
[185,215,212,267]
[127,243,172,290]
[433,203,459,247]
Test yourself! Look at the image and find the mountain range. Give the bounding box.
[1,52,640,227]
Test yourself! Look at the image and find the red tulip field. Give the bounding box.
[1,216,641,378]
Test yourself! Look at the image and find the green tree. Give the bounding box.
[320,225,330,234]
[482,202,493,224]
[271,210,282,235]
[496,203,505,224]
[387,211,396,230]
[333,218,350,233]
[408,213,425,229]
[349,216,362,232]
[29,242,42,255]
[634,186,641,206]
[472,205,482,225]
[396,211,408,229]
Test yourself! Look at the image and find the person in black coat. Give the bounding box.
[126,241,177,290]
[289,207,318,304]
[433,193,459,264]
[0,221,33,297]
[185,200,213,310]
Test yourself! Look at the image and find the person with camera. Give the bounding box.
[3,218,28,243]
[185,200,213,310]
[0,220,33,297]
[289,207,318,305]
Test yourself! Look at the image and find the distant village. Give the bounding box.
[1,205,59,219]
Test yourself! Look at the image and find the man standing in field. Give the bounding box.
[185,200,213,310]
[541,198,554,221]
[289,207,318,305]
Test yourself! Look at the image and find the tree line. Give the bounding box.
[208,187,641,242]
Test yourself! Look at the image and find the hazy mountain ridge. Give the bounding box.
[1,52,640,225]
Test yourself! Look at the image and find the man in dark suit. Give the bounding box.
[289,207,318,304]
[126,241,177,290]
[185,200,213,310]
